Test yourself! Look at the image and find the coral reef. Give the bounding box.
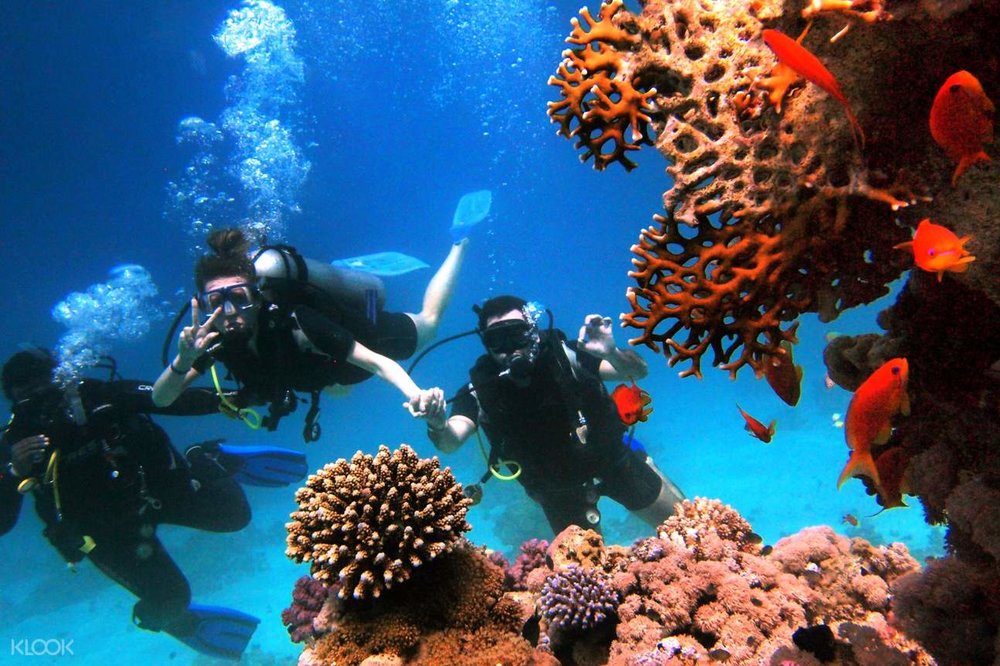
[824,265,1000,664]
[285,444,472,599]
[293,493,936,664]
[282,575,332,643]
[549,0,999,379]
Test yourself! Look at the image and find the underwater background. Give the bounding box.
[0,1,944,663]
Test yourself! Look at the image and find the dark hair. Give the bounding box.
[2,348,57,400]
[194,228,256,291]
[475,295,527,331]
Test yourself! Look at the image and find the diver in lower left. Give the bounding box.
[0,348,308,660]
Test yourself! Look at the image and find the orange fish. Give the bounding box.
[736,403,776,443]
[929,70,994,185]
[894,218,975,281]
[765,341,804,407]
[837,358,910,491]
[842,513,859,527]
[761,28,865,147]
[611,380,652,425]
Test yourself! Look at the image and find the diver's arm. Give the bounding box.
[345,341,423,401]
[111,381,226,416]
[426,415,476,454]
[596,347,648,381]
[575,314,648,381]
[153,298,221,407]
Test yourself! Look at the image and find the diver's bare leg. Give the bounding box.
[408,239,468,349]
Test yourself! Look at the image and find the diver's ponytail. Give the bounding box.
[195,227,256,290]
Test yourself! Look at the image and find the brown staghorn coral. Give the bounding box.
[549,0,938,378]
[286,444,472,599]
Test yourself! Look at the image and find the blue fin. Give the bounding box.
[450,189,492,242]
[174,604,259,660]
[332,251,431,277]
[218,444,308,487]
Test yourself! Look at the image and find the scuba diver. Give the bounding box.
[0,348,307,660]
[151,224,477,439]
[421,295,686,535]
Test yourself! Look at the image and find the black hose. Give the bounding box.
[161,299,192,367]
[406,328,479,374]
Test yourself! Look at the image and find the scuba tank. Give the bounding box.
[253,246,386,323]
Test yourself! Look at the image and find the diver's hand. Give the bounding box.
[177,298,222,366]
[578,314,617,358]
[9,435,49,477]
[404,387,446,419]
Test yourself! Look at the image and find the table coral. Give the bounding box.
[549,0,935,378]
[285,444,471,599]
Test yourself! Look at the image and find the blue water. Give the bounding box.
[0,1,942,663]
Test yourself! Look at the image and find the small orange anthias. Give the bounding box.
[765,341,804,407]
[760,28,865,147]
[929,70,994,185]
[838,358,910,492]
[611,380,653,426]
[894,218,975,281]
[736,403,776,443]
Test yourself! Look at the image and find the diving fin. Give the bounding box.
[172,603,259,660]
[450,189,492,242]
[217,443,308,487]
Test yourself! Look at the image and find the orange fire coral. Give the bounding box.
[547,0,655,171]
[550,0,924,378]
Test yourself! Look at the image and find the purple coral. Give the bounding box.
[540,565,619,633]
[509,538,549,591]
[281,575,329,643]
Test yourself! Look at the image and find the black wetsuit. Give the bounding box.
[0,380,250,633]
[193,302,418,426]
[450,331,663,534]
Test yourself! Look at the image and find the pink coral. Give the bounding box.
[282,575,332,644]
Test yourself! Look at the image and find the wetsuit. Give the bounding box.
[0,380,250,633]
[193,302,418,424]
[450,331,664,534]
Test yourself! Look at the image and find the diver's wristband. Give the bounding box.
[169,360,191,376]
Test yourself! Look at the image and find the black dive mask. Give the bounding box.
[482,320,534,355]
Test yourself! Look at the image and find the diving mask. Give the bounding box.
[482,320,534,355]
[199,283,259,315]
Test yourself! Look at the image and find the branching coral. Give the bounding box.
[282,575,332,643]
[286,444,472,599]
[540,565,619,635]
[547,0,655,170]
[550,0,932,378]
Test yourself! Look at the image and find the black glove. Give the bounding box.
[43,522,94,564]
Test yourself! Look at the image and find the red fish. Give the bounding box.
[894,218,975,281]
[736,403,776,443]
[765,341,804,407]
[611,380,652,425]
[761,28,865,147]
[838,358,910,491]
[929,70,994,185]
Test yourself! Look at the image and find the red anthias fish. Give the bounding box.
[929,70,994,185]
[837,358,910,491]
[894,218,976,281]
[765,341,804,407]
[611,380,653,425]
[761,28,865,147]
[736,403,776,443]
